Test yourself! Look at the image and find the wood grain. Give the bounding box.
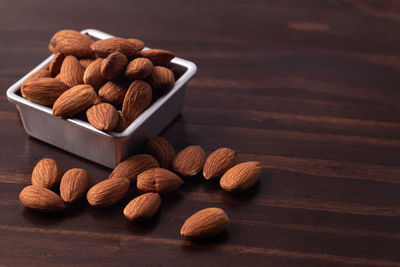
[1,0,400,266]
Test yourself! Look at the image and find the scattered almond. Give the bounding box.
[101,52,128,80]
[137,168,183,193]
[180,207,229,239]
[125,57,153,79]
[146,137,175,169]
[220,161,261,192]
[60,168,90,203]
[123,192,161,221]
[58,55,85,88]
[109,154,159,181]
[172,145,206,177]
[21,77,68,106]
[86,103,119,131]
[19,185,65,212]
[53,84,97,117]
[122,80,152,125]
[203,148,237,180]
[140,49,175,65]
[83,58,105,89]
[31,158,62,189]
[86,177,130,207]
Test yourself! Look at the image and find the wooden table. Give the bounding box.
[1,0,400,266]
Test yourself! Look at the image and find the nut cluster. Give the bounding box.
[20,29,177,132]
[19,137,262,239]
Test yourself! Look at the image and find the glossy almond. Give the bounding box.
[58,55,85,88]
[21,77,68,106]
[114,111,128,132]
[122,80,152,125]
[109,154,159,181]
[90,37,138,58]
[83,58,105,89]
[98,80,128,105]
[140,49,175,65]
[49,53,65,76]
[180,208,229,239]
[203,148,237,180]
[172,145,206,177]
[124,57,153,79]
[127,38,145,51]
[86,103,119,131]
[31,158,62,189]
[148,66,175,94]
[60,168,90,203]
[137,168,183,194]
[123,193,161,221]
[220,161,262,192]
[146,137,175,169]
[86,178,130,207]
[101,52,128,80]
[19,185,65,212]
[53,84,97,117]
[50,29,93,58]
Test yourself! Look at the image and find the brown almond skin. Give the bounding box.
[90,37,138,58]
[80,58,94,69]
[180,208,229,239]
[60,168,90,203]
[114,111,128,132]
[98,80,128,105]
[123,193,161,221]
[203,148,237,180]
[125,58,153,79]
[21,77,68,106]
[140,49,175,65]
[49,53,65,76]
[127,38,145,51]
[101,52,128,80]
[22,69,52,87]
[86,178,130,207]
[19,185,65,212]
[86,103,119,131]
[172,145,206,177]
[83,58,105,90]
[146,137,175,169]
[148,66,175,95]
[220,161,262,192]
[53,84,97,117]
[31,158,62,189]
[50,29,93,58]
[137,168,183,194]
[58,55,85,88]
[109,154,159,181]
[122,80,152,125]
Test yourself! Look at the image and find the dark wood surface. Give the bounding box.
[1,0,400,266]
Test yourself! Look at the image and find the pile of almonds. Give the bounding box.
[19,137,262,239]
[20,29,177,132]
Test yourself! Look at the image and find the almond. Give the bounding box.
[93,93,103,105]
[86,177,130,207]
[83,58,105,89]
[100,52,128,80]
[21,77,68,106]
[127,38,145,51]
[53,84,97,117]
[137,168,183,193]
[80,58,94,69]
[22,69,52,87]
[148,66,175,94]
[122,80,152,125]
[172,145,206,177]
[58,55,85,88]
[49,43,57,54]
[31,158,62,189]
[86,103,119,131]
[180,208,229,239]
[146,137,175,169]
[203,148,237,180]
[98,80,128,105]
[220,161,262,192]
[19,185,65,212]
[50,29,93,58]
[124,58,153,79]
[114,111,128,132]
[110,154,159,181]
[90,37,138,58]
[140,49,175,65]
[60,168,90,203]
[123,193,161,221]
[49,53,65,76]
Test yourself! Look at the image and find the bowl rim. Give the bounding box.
[6,28,197,139]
